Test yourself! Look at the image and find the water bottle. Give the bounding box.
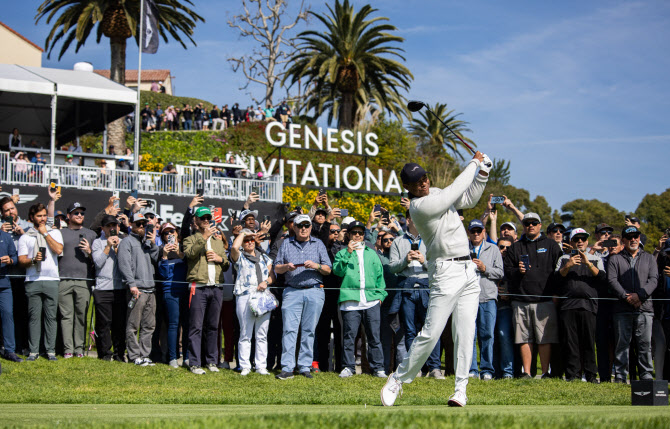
[128,296,138,309]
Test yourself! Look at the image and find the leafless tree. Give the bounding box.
[228,0,309,107]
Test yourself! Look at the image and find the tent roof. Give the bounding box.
[0,64,136,146]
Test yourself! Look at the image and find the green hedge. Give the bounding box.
[139,91,214,110]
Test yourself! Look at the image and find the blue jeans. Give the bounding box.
[281,287,325,373]
[164,285,190,362]
[184,120,192,130]
[400,288,441,371]
[0,287,16,353]
[494,305,514,378]
[613,311,654,380]
[470,300,497,376]
[380,301,406,374]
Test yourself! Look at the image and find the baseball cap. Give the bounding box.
[569,228,590,241]
[159,222,176,234]
[55,210,66,219]
[500,222,517,232]
[286,211,299,223]
[101,214,119,226]
[595,223,614,234]
[622,226,641,237]
[315,207,328,216]
[66,154,73,159]
[131,213,146,223]
[522,213,541,224]
[67,202,86,214]
[194,207,212,218]
[341,216,356,229]
[468,219,485,231]
[400,163,427,183]
[239,209,258,221]
[546,222,566,233]
[348,221,365,232]
[626,215,640,223]
[141,207,156,217]
[294,214,311,226]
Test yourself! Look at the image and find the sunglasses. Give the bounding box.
[598,231,612,235]
[296,224,311,229]
[498,245,510,250]
[624,234,640,240]
[199,216,212,221]
[329,229,341,234]
[243,238,255,242]
[469,228,484,234]
[350,230,365,236]
[135,221,147,227]
[572,236,588,242]
[523,221,539,227]
[382,238,394,243]
[71,211,85,217]
[145,214,156,220]
[549,228,563,234]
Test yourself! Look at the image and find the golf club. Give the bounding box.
[408,100,491,167]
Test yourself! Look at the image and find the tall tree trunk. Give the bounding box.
[339,91,354,129]
[107,36,128,155]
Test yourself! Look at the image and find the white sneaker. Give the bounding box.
[190,366,206,375]
[374,370,387,378]
[207,364,219,372]
[142,358,155,367]
[428,369,445,380]
[168,359,179,368]
[482,373,493,381]
[240,368,251,376]
[256,368,270,375]
[448,390,467,407]
[134,358,145,366]
[380,373,403,406]
[339,367,354,378]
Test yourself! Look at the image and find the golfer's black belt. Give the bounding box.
[443,255,471,262]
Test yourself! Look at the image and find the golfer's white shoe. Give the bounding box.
[381,373,403,406]
[447,391,467,407]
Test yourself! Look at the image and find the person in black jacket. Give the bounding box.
[554,228,605,383]
[503,213,562,378]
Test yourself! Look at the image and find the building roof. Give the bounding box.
[0,21,44,52]
[94,69,170,83]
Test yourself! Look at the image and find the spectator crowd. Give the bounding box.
[0,183,668,386]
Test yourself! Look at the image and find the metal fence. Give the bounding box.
[0,152,282,202]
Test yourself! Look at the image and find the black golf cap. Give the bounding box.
[622,226,641,237]
[348,221,365,232]
[101,215,119,226]
[546,223,566,233]
[67,202,86,214]
[400,163,427,183]
[595,223,614,234]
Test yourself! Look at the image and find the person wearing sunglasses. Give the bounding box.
[546,223,567,253]
[117,212,160,367]
[183,207,230,375]
[273,214,332,380]
[333,221,387,379]
[494,236,515,379]
[383,151,492,408]
[590,223,615,257]
[503,212,562,380]
[466,219,504,381]
[607,225,659,383]
[555,228,605,383]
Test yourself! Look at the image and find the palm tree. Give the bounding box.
[35,0,204,152]
[283,0,413,129]
[409,102,476,161]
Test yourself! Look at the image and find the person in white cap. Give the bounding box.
[554,227,605,383]
[381,151,492,407]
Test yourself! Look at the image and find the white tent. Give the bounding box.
[0,64,136,165]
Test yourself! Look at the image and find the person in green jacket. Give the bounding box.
[332,220,387,378]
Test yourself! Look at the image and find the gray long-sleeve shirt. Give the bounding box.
[117,233,159,292]
[607,249,658,313]
[470,240,504,302]
[388,232,428,287]
[410,159,487,262]
[92,235,124,291]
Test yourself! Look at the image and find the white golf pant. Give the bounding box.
[236,293,271,370]
[396,260,480,394]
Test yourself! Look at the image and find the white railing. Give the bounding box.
[0,152,282,202]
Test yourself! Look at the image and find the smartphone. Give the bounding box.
[167,235,175,245]
[470,252,477,260]
[318,188,326,197]
[110,229,118,237]
[374,204,382,214]
[411,243,419,251]
[520,254,530,271]
[49,180,57,191]
[113,191,120,209]
[38,246,46,258]
[601,239,618,248]
[145,200,153,209]
[210,220,216,228]
[252,186,260,195]
[196,188,204,197]
[131,189,138,199]
[570,249,579,256]
[79,233,84,243]
[12,188,19,197]
[145,224,154,235]
[55,217,61,229]
[401,191,408,199]
[382,211,390,223]
[263,215,270,222]
[340,208,349,217]
[491,196,505,204]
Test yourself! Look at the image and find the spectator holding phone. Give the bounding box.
[91,215,126,362]
[554,228,605,383]
[503,213,562,378]
[0,221,19,362]
[18,203,64,361]
[590,223,615,258]
[230,229,274,375]
[494,236,515,379]
[183,207,230,375]
[118,213,160,366]
[157,222,189,368]
[58,202,97,358]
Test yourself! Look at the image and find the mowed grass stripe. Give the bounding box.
[1,405,670,428]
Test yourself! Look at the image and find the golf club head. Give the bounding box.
[407,100,427,112]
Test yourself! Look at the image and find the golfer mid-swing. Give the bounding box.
[381,151,491,407]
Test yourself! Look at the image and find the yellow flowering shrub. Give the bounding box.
[139,153,164,172]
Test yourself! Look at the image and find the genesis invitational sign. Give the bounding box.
[247,122,402,194]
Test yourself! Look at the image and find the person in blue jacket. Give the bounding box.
[0,228,20,362]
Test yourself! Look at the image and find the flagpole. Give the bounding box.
[133,0,144,175]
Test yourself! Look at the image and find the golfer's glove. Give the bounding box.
[479,154,493,175]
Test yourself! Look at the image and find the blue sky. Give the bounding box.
[6,0,670,214]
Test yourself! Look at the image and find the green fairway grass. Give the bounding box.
[1,358,668,428]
